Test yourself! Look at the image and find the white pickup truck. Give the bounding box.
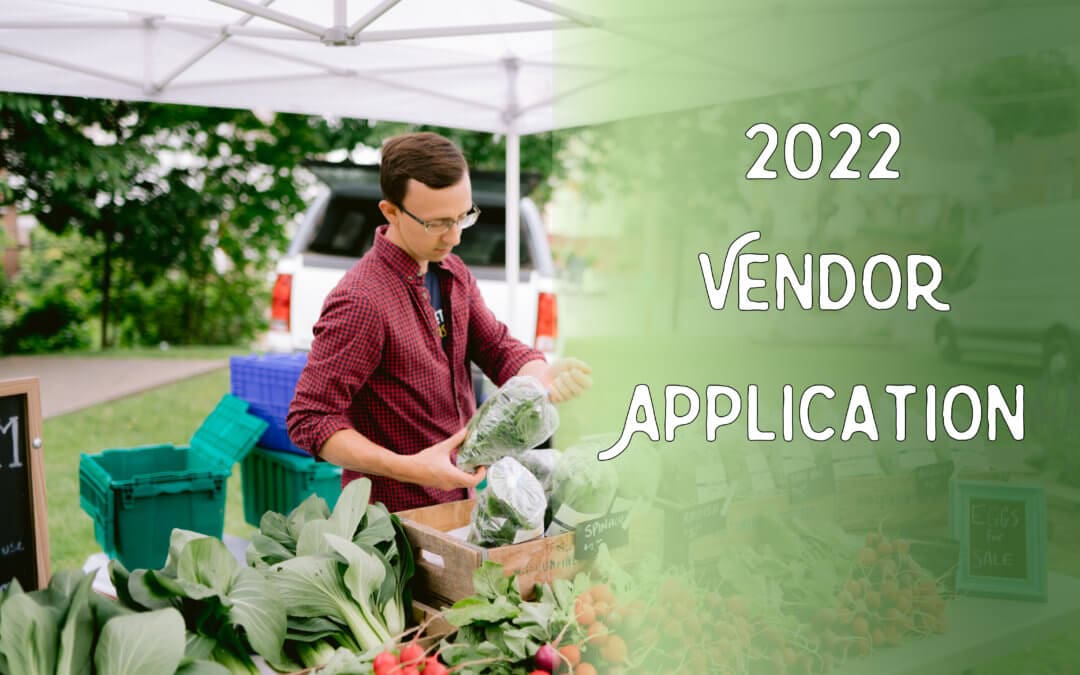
[267,161,558,396]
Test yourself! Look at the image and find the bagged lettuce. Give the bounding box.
[456,376,559,471]
[467,457,547,547]
[546,444,618,535]
[519,448,560,493]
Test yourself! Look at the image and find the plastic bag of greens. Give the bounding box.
[467,457,547,547]
[456,376,559,472]
[519,448,560,494]
[546,444,619,535]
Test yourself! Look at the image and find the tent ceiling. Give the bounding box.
[5,1,1080,137]
[0,0,638,134]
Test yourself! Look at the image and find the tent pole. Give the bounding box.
[506,129,520,336]
[504,57,521,339]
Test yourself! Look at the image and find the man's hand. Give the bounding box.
[409,427,486,491]
[548,357,593,403]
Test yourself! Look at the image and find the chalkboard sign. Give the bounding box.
[661,496,729,566]
[574,511,629,561]
[0,377,49,591]
[681,497,728,541]
[787,464,835,505]
[952,480,1046,602]
[914,460,954,497]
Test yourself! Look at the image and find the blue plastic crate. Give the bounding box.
[229,353,309,456]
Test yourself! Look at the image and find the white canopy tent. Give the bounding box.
[2,0,1080,316]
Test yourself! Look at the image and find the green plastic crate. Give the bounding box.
[79,395,267,570]
[241,446,343,527]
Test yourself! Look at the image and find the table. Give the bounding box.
[832,572,1080,675]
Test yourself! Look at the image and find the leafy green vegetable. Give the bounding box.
[547,445,618,532]
[270,552,391,655]
[439,563,586,675]
[176,659,232,675]
[0,586,62,675]
[245,477,414,662]
[56,572,95,675]
[456,376,559,471]
[467,457,547,547]
[110,530,292,674]
[94,607,186,675]
[312,646,375,674]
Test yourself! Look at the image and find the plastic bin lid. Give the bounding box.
[189,394,270,468]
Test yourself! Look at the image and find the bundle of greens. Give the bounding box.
[246,478,415,669]
[546,445,618,535]
[103,478,414,674]
[468,457,547,547]
[438,563,586,675]
[110,529,291,674]
[0,568,218,675]
[456,376,558,472]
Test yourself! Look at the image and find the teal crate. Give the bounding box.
[79,395,267,570]
[241,447,343,527]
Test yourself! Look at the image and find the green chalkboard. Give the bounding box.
[952,481,1046,602]
[967,498,1026,580]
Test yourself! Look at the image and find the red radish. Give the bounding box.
[399,667,420,675]
[535,644,559,672]
[424,663,450,675]
[373,651,398,675]
[399,643,425,665]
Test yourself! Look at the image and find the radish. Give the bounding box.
[399,643,425,665]
[535,644,559,672]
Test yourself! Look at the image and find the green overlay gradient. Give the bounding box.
[551,2,1080,673]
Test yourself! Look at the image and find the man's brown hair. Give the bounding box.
[380,132,468,206]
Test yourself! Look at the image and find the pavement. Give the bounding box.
[0,355,227,418]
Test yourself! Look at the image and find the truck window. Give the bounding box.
[306,197,532,268]
[453,206,533,269]
[306,196,383,257]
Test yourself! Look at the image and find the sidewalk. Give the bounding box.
[0,355,227,418]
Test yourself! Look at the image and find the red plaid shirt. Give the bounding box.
[287,225,545,512]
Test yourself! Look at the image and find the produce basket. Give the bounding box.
[241,445,343,527]
[230,352,308,455]
[832,440,953,531]
[79,394,267,570]
[397,499,585,604]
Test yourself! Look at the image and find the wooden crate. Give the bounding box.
[410,599,455,648]
[835,472,947,531]
[398,499,584,604]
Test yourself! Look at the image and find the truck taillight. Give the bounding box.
[271,273,292,331]
[535,291,557,352]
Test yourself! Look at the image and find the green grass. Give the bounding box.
[43,367,255,573]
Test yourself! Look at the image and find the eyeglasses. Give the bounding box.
[398,203,481,235]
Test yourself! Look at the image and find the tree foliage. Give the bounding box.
[0,93,566,351]
[942,50,1080,143]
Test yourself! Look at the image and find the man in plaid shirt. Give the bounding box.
[287,132,592,512]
